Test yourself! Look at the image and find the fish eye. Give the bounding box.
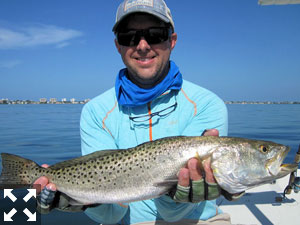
[260,145,268,153]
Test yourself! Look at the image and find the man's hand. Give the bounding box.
[170,129,244,202]
[178,129,219,188]
[34,164,57,194]
[170,129,221,203]
[34,164,58,213]
[34,164,100,214]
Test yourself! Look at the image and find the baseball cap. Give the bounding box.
[112,0,174,32]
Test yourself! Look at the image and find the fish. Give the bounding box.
[0,136,297,204]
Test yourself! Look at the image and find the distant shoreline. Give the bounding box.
[225,101,300,105]
[1,100,300,105]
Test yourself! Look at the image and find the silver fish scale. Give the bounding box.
[41,136,202,204]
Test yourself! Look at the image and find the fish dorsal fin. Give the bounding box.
[49,149,124,170]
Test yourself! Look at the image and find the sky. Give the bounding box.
[0,0,299,102]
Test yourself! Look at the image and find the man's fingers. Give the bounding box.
[202,129,219,137]
[34,164,51,194]
[46,183,57,192]
[187,158,202,181]
[178,168,190,187]
[203,159,216,184]
[34,176,49,194]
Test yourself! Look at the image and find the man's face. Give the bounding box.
[115,14,177,88]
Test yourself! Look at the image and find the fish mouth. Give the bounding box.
[267,146,298,177]
[276,163,299,178]
[267,146,292,176]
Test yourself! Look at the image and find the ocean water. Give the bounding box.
[0,104,299,165]
[0,104,299,224]
[227,104,300,163]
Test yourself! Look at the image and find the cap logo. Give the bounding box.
[124,0,154,11]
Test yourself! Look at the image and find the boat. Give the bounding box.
[219,169,300,225]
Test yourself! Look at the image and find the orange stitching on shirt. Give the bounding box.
[118,203,129,208]
[147,102,153,141]
[181,89,197,116]
[102,101,118,139]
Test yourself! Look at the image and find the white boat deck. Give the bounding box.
[218,169,300,225]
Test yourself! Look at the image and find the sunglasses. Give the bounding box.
[116,27,172,47]
[129,101,177,122]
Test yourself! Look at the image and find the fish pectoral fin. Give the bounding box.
[68,198,88,206]
[58,193,89,206]
[153,179,178,187]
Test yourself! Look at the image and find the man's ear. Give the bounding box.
[115,39,121,54]
[170,32,177,50]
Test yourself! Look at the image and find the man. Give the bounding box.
[35,0,242,224]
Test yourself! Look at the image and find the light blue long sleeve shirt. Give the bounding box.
[80,79,228,224]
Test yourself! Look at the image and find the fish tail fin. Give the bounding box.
[0,153,41,189]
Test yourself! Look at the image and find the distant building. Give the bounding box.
[0,99,9,104]
[61,98,67,102]
[49,98,57,104]
[40,98,47,103]
[70,98,76,103]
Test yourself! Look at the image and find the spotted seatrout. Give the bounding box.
[0,136,297,204]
